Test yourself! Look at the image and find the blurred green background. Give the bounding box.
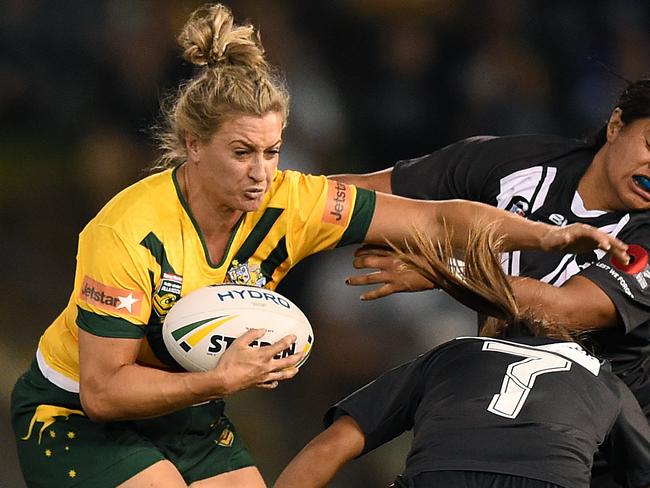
[2,0,649,486]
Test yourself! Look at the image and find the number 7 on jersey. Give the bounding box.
[483,341,572,419]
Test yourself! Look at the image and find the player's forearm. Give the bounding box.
[508,276,618,330]
[366,196,544,251]
[274,417,365,488]
[80,363,223,422]
[433,200,553,252]
[273,446,342,488]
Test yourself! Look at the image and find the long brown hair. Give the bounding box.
[392,222,575,341]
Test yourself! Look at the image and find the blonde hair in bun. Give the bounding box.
[154,3,289,169]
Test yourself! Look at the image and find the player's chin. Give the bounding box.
[237,197,265,212]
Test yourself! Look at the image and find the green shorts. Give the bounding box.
[11,360,255,488]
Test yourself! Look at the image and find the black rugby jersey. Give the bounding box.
[325,337,650,488]
[391,135,650,413]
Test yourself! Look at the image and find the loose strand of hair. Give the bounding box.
[390,221,577,342]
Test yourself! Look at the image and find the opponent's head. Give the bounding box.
[590,79,650,211]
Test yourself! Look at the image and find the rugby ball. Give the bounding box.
[162,284,313,372]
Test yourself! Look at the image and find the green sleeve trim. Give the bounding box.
[337,188,376,247]
[76,306,146,339]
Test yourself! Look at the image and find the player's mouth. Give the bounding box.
[243,187,265,199]
[632,175,650,200]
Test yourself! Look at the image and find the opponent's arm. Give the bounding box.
[328,168,393,193]
[364,193,629,259]
[346,247,619,329]
[507,275,618,329]
[273,415,365,488]
[79,328,302,422]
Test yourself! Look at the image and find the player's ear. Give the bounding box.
[185,134,201,163]
[606,108,624,142]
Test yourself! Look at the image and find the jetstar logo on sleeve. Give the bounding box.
[79,276,144,315]
[322,180,351,225]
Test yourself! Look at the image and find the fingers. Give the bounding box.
[353,245,391,258]
[549,224,630,265]
[267,351,304,372]
[346,271,388,286]
[359,285,396,301]
[235,330,302,359]
[236,327,268,345]
[233,330,303,368]
[352,254,398,270]
[256,365,301,389]
[264,334,298,358]
[346,272,402,299]
[569,224,630,264]
[603,236,629,264]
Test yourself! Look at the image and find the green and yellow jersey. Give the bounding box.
[37,168,376,392]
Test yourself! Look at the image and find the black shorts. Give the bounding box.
[391,471,562,488]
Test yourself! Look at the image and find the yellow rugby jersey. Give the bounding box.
[37,168,375,391]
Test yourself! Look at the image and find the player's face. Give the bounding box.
[602,112,650,211]
[190,111,283,213]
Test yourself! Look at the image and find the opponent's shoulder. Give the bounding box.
[453,133,588,157]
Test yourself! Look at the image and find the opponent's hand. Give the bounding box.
[345,245,435,301]
[540,223,629,263]
[209,328,302,396]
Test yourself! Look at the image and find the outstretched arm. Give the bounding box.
[364,192,629,259]
[273,415,365,488]
[346,247,619,329]
[507,275,618,329]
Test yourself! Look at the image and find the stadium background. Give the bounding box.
[2,0,649,486]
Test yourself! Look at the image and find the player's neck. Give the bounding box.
[179,163,243,240]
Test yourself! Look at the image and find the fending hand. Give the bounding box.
[541,223,629,264]
[345,245,435,301]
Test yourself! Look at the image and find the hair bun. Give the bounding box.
[178,3,266,70]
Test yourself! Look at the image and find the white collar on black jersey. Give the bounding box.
[572,192,607,218]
